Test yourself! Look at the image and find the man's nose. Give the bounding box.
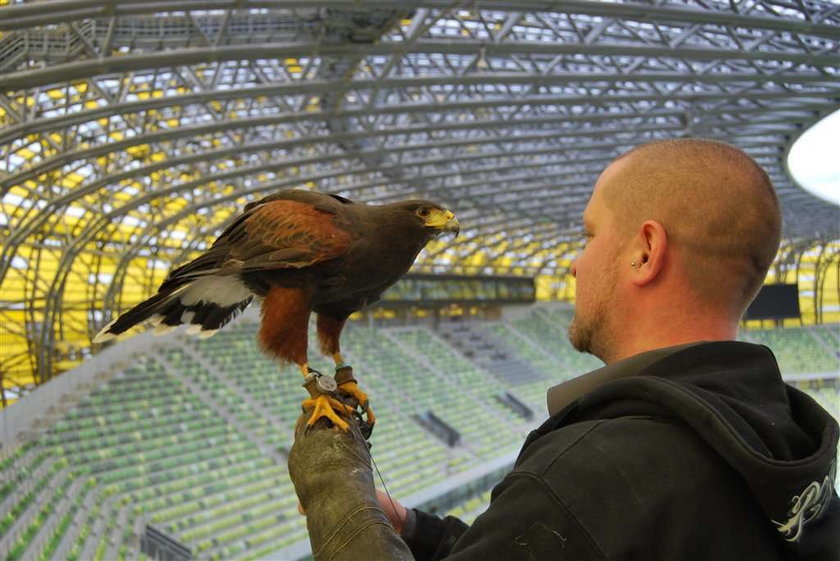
[570,260,577,278]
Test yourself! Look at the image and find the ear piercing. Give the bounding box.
[631,261,637,268]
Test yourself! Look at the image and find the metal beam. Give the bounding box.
[1,110,692,191]
[2,1,838,39]
[4,85,834,146]
[0,129,808,270]
[5,26,838,67]
[4,41,838,90]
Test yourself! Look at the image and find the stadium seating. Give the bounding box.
[739,326,839,375]
[445,490,494,525]
[506,310,604,375]
[1,312,836,560]
[810,325,840,355]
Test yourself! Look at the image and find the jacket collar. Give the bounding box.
[546,342,705,416]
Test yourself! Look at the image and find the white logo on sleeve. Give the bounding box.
[772,460,837,543]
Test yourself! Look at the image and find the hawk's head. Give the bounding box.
[397,200,460,239]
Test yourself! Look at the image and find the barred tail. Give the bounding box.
[93,277,252,343]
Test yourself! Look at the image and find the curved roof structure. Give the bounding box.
[1,0,839,400]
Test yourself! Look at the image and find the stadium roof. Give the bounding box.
[1,0,839,401]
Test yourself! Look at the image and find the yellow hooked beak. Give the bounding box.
[426,209,460,237]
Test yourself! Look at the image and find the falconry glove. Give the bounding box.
[288,412,413,561]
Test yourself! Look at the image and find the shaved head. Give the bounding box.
[604,138,781,316]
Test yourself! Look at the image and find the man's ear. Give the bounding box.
[630,220,667,286]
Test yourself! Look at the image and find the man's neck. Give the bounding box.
[605,314,738,365]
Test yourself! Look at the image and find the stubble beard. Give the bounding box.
[568,304,607,359]
[568,267,618,363]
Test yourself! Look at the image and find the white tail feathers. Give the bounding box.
[154,324,177,336]
[186,324,219,338]
[181,277,252,306]
[92,331,116,344]
[92,317,119,344]
[92,278,248,344]
[148,314,165,327]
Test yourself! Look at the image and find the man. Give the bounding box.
[288,138,840,560]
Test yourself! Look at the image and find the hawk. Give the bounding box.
[94,189,460,430]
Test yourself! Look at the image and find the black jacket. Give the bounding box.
[406,342,840,560]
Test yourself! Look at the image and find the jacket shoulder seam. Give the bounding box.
[540,417,674,474]
[537,420,611,473]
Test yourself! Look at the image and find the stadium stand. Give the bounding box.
[432,323,546,386]
[812,325,840,350]
[1,307,836,561]
[447,490,494,526]
[507,309,605,375]
[741,326,839,374]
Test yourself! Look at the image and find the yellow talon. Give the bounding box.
[302,394,352,431]
[339,381,376,426]
[338,381,368,405]
[364,407,376,426]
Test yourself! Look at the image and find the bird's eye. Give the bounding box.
[417,207,431,218]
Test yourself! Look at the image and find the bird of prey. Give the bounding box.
[94,189,460,430]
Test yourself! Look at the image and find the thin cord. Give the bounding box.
[370,446,399,529]
[323,371,400,532]
[344,410,400,531]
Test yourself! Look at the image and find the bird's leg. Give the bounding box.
[299,364,354,431]
[333,353,376,427]
[314,314,374,433]
[297,354,351,431]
